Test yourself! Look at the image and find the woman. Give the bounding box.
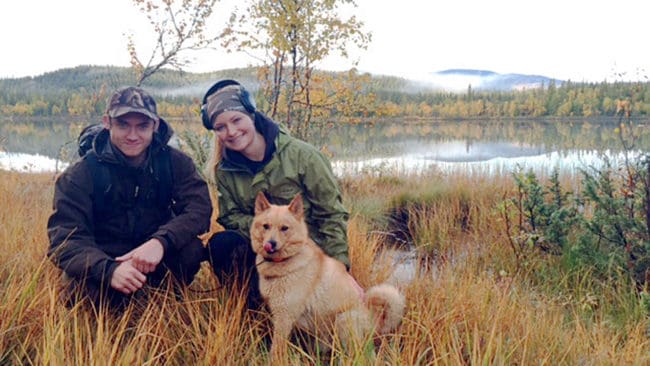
[202,80,349,308]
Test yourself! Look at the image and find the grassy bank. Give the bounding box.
[0,169,648,365]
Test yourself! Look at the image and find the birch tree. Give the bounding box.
[128,0,220,86]
[220,0,371,137]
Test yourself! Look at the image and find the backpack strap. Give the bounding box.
[84,148,174,216]
[152,147,174,209]
[83,151,112,215]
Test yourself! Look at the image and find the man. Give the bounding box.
[47,86,211,309]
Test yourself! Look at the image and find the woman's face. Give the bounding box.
[213,110,257,153]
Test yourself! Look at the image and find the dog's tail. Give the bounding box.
[364,283,406,334]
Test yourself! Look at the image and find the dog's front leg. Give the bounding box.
[269,311,296,364]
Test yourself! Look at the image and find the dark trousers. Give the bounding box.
[207,230,263,309]
[61,238,204,310]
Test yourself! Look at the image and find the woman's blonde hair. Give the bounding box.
[203,133,222,184]
[202,133,224,235]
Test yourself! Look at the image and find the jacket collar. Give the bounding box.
[92,117,173,166]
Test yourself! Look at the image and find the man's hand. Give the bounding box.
[115,238,165,274]
[110,261,146,294]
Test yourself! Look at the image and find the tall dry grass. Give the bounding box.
[0,169,648,365]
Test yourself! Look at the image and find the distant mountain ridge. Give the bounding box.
[420,69,563,92]
[0,65,563,99]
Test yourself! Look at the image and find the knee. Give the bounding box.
[207,231,252,266]
[207,230,255,280]
[164,239,204,285]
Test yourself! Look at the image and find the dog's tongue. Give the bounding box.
[263,241,275,253]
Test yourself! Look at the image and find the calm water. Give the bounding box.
[1,117,648,174]
[311,118,650,175]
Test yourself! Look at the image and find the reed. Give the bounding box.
[0,169,648,365]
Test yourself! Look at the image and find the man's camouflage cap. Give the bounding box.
[106,86,159,120]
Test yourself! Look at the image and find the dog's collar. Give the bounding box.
[263,255,290,263]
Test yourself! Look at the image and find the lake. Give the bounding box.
[1,117,648,175]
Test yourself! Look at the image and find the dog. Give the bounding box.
[250,192,406,362]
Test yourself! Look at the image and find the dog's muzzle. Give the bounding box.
[263,240,277,254]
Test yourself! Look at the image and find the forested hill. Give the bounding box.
[0,65,414,98]
[1,65,648,119]
[0,65,261,97]
[0,65,410,117]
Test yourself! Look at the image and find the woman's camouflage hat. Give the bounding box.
[205,85,249,124]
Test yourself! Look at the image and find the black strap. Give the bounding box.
[84,149,173,215]
[84,152,112,215]
[153,147,173,209]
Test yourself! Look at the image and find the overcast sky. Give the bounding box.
[1,0,647,82]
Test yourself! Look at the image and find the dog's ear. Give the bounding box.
[254,191,271,214]
[288,194,304,219]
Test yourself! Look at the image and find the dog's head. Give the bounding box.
[250,192,309,262]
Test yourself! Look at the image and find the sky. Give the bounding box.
[1,0,648,82]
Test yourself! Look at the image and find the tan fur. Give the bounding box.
[250,192,406,362]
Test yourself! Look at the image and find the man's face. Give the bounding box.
[102,112,158,164]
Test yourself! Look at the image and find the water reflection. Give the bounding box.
[332,149,638,176]
[1,118,648,175]
[0,151,68,173]
[0,117,89,160]
[412,141,546,162]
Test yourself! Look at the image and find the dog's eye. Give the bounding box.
[280,225,289,232]
[263,224,270,230]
